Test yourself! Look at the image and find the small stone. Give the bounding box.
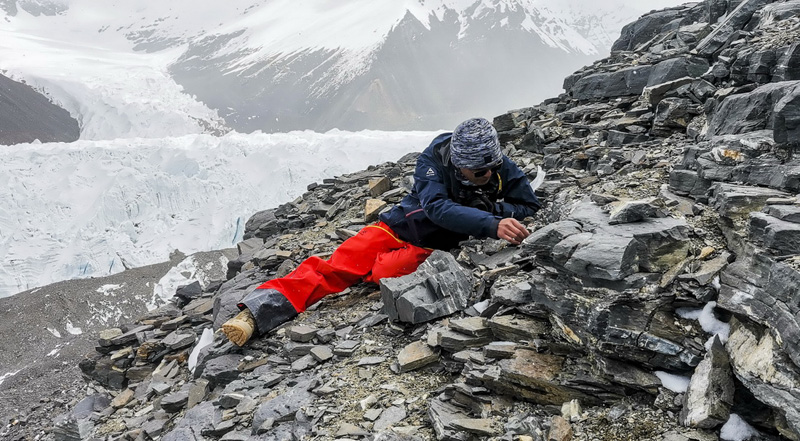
[286,325,318,343]
[449,418,498,437]
[336,422,370,437]
[449,317,491,337]
[358,356,386,366]
[161,390,190,413]
[484,341,517,359]
[369,177,392,197]
[365,199,388,222]
[397,341,439,373]
[697,247,715,260]
[364,408,383,422]
[110,389,135,408]
[547,415,573,441]
[291,354,317,372]
[561,400,582,422]
[310,346,334,362]
[334,340,360,356]
[374,405,407,431]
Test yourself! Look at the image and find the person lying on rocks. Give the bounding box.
[221,117,542,346]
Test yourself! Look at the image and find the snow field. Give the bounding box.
[0,130,439,298]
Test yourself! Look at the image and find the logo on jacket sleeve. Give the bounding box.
[426,167,436,177]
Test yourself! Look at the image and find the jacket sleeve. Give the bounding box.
[415,153,501,240]
[494,158,542,220]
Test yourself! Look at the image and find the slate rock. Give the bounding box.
[449,418,498,437]
[428,399,472,441]
[381,250,473,324]
[197,354,242,386]
[725,318,800,440]
[612,9,685,52]
[695,0,772,57]
[706,81,800,138]
[774,84,800,146]
[522,221,583,254]
[397,341,439,373]
[286,325,318,343]
[162,330,197,350]
[718,252,800,368]
[570,65,655,101]
[709,183,791,218]
[374,405,407,431]
[608,198,662,224]
[251,379,317,434]
[764,204,800,223]
[750,212,800,255]
[680,336,733,429]
[774,41,800,82]
[647,57,710,87]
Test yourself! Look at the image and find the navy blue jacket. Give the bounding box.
[379,133,542,250]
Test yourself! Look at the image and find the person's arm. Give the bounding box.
[415,154,501,239]
[493,158,542,220]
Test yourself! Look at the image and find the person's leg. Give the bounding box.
[260,223,407,310]
[366,244,433,284]
[225,223,408,344]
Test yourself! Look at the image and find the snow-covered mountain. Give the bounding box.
[1,0,687,135]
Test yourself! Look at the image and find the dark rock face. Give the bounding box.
[570,66,655,101]
[706,81,800,138]
[612,10,686,52]
[0,74,80,145]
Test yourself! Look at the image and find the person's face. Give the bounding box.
[460,165,497,186]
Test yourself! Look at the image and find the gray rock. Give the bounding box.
[374,405,407,431]
[653,98,697,134]
[428,399,472,441]
[570,65,655,101]
[522,221,583,254]
[647,57,710,87]
[775,42,800,82]
[310,345,334,362]
[643,77,696,106]
[695,0,772,57]
[334,340,360,356]
[774,84,800,147]
[197,354,242,386]
[750,212,800,255]
[162,330,197,350]
[765,204,800,223]
[680,336,733,429]
[709,183,792,218]
[286,325,318,343]
[707,81,800,138]
[381,250,473,324]
[170,401,217,434]
[725,318,800,440]
[397,341,439,373]
[608,198,663,225]
[678,252,731,286]
[251,379,317,433]
[719,252,800,369]
[612,9,685,52]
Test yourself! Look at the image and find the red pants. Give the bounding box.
[257,222,432,313]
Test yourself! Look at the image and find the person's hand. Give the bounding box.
[496,218,529,245]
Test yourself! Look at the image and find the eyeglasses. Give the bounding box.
[470,165,500,177]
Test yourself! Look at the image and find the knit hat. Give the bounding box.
[450,118,503,169]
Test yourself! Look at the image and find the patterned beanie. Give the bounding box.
[450,118,502,169]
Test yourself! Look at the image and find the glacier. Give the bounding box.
[0,130,438,298]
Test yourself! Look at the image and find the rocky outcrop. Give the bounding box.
[26,1,800,440]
